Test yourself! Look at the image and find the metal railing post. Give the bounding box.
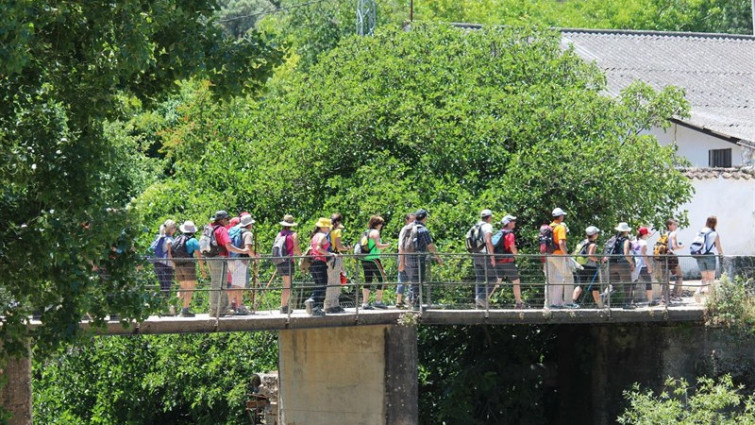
[543,254,550,308]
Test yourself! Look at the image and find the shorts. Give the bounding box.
[696,254,717,272]
[576,266,599,291]
[276,259,295,277]
[362,259,386,290]
[474,256,497,282]
[175,263,197,281]
[495,261,519,282]
[636,267,653,290]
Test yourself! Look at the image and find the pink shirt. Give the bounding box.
[213,225,232,257]
[310,233,331,263]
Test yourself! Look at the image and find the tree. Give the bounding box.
[0,0,283,369]
[618,375,755,424]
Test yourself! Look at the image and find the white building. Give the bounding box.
[561,29,755,260]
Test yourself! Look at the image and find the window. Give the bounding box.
[708,148,732,168]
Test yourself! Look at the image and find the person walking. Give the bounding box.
[229,214,255,315]
[606,222,636,309]
[545,208,573,308]
[492,215,524,308]
[324,213,348,314]
[632,227,657,306]
[395,213,415,309]
[472,209,496,309]
[570,226,602,307]
[692,216,724,303]
[170,220,206,317]
[151,219,177,314]
[361,215,391,310]
[305,217,333,317]
[662,219,684,303]
[403,209,443,309]
[205,211,249,317]
[276,215,301,314]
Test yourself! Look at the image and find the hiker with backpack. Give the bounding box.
[151,219,177,310]
[657,218,684,303]
[403,209,443,308]
[360,215,391,310]
[468,209,496,309]
[324,213,348,314]
[605,222,637,309]
[491,215,524,308]
[570,226,602,307]
[228,214,256,315]
[691,216,724,303]
[631,227,658,306]
[171,220,206,317]
[274,214,301,314]
[201,211,250,317]
[395,213,415,309]
[543,208,573,308]
[304,217,334,317]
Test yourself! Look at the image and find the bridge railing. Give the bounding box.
[134,252,753,318]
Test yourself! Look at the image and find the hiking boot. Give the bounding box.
[361,304,375,310]
[304,298,315,315]
[373,301,388,309]
[180,308,195,317]
[310,307,326,317]
[280,305,290,314]
[235,306,252,316]
[648,300,659,307]
[622,304,637,310]
[325,306,344,314]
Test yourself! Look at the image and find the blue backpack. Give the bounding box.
[149,235,169,259]
[228,225,249,258]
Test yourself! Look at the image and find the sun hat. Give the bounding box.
[501,215,517,226]
[414,209,428,221]
[552,207,567,217]
[239,214,255,227]
[480,209,493,218]
[214,210,230,221]
[638,226,650,236]
[585,226,600,236]
[279,214,298,227]
[315,217,333,229]
[615,222,632,232]
[179,220,198,234]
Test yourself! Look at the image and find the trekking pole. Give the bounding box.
[265,270,278,289]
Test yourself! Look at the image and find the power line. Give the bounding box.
[217,0,336,23]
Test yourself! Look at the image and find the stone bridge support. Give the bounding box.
[277,325,418,425]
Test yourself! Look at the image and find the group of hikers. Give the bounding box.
[149,207,724,317]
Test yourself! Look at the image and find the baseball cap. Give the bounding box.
[414,209,428,220]
[480,209,493,218]
[501,215,517,225]
[585,226,600,236]
[552,207,567,217]
[638,226,650,236]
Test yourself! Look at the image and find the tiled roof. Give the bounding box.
[560,29,755,144]
[679,167,755,180]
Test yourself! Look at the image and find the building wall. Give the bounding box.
[650,124,745,167]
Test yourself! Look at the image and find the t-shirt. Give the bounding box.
[330,228,343,253]
[186,238,200,256]
[497,231,516,263]
[213,225,232,257]
[398,224,412,252]
[632,239,648,269]
[667,231,677,252]
[478,221,494,254]
[241,231,254,256]
[414,222,433,252]
[699,227,718,254]
[550,222,567,255]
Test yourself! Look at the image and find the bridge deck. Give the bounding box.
[41,297,705,336]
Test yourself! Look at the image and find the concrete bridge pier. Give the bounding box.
[277,324,418,425]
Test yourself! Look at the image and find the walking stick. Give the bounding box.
[265,270,278,289]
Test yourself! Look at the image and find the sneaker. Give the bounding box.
[235,306,252,316]
[310,307,326,317]
[622,304,637,310]
[373,301,388,309]
[396,302,407,310]
[280,305,290,314]
[648,300,659,307]
[567,303,580,309]
[325,307,344,314]
[304,298,315,315]
[180,308,195,317]
[515,302,525,309]
[548,304,564,309]
[361,304,375,310]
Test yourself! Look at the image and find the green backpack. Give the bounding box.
[573,239,591,265]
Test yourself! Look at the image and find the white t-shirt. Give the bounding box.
[478,221,494,254]
[700,227,719,254]
[667,231,677,252]
[632,239,647,269]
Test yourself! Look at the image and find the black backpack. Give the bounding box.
[172,234,193,264]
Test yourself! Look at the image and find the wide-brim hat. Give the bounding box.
[180,220,198,234]
[279,214,298,227]
[615,222,632,232]
[239,214,255,227]
[315,217,333,229]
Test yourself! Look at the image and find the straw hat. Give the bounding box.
[315,217,333,229]
[279,214,298,227]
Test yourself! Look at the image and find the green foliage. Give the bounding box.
[0,0,283,362]
[706,273,755,330]
[33,332,278,425]
[139,24,692,253]
[617,375,755,424]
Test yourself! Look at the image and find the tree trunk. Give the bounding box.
[0,340,32,425]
